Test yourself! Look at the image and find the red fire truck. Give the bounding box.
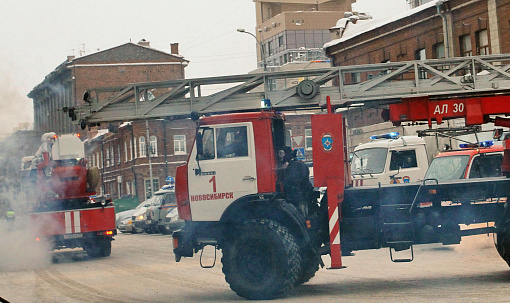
[21,132,116,258]
[72,54,510,299]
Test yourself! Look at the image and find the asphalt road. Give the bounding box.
[1,230,510,302]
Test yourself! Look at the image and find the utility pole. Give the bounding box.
[145,120,154,198]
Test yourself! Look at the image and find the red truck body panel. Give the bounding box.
[29,206,116,237]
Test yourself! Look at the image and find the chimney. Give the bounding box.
[170,43,179,55]
[137,39,150,47]
[67,55,75,62]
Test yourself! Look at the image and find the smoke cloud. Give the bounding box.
[0,56,33,137]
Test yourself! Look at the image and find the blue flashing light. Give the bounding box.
[459,140,494,149]
[480,140,494,147]
[370,132,400,140]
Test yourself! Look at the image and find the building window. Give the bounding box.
[110,146,115,166]
[106,147,111,167]
[278,35,284,48]
[305,128,312,150]
[117,145,121,164]
[460,35,472,56]
[139,136,146,157]
[268,40,273,56]
[351,72,361,84]
[415,48,427,79]
[174,135,186,155]
[476,30,489,55]
[124,142,128,162]
[130,139,134,161]
[144,178,160,200]
[433,42,445,59]
[149,135,157,156]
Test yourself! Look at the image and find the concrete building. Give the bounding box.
[249,0,355,74]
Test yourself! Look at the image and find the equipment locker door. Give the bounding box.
[188,123,257,221]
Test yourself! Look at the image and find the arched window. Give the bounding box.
[150,136,157,156]
[139,136,146,157]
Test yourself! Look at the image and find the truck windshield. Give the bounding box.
[425,155,470,181]
[351,148,388,175]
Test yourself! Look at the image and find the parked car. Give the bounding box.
[131,196,157,233]
[148,187,177,234]
[162,207,184,234]
[116,200,151,233]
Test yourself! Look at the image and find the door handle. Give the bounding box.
[243,176,256,181]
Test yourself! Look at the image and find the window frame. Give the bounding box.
[174,135,187,155]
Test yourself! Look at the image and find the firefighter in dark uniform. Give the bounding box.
[282,150,314,216]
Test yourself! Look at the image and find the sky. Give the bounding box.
[0,0,408,137]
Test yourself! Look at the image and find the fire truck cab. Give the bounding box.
[425,141,503,181]
[351,133,429,186]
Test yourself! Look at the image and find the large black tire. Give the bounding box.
[84,238,112,258]
[496,217,510,266]
[295,250,320,286]
[221,219,301,300]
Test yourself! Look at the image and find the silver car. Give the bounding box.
[116,201,151,233]
[162,207,184,234]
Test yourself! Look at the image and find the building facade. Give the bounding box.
[251,0,355,72]
[324,0,510,150]
[85,118,195,202]
[28,40,188,135]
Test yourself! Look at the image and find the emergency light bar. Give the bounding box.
[459,140,494,148]
[370,132,399,140]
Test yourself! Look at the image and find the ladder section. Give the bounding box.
[381,203,415,262]
[74,54,510,125]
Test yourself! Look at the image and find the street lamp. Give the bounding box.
[237,28,267,71]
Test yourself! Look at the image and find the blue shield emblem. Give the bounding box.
[321,134,333,151]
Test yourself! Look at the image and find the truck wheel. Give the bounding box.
[84,238,111,258]
[221,219,301,300]
[295,250,320,286]
[496,217,510,266]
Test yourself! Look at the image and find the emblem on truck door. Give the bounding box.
[322,134,333,151]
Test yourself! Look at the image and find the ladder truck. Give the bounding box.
[73,54,510,299]
[21,132,116,257]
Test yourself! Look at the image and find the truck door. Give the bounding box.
[188,123,257,221]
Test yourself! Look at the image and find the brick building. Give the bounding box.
[323,0,510,149]
[28,40,191,203]
[85,118,195,202]
[28,40,187,135]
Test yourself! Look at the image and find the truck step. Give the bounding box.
[389,245,414,263]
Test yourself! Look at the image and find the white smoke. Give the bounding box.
[0,56,33,137]
[0,217,52,271]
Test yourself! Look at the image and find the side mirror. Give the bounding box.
[493,128,504,140]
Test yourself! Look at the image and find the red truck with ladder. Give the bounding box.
[21,132,116,257]
[73,54,510,299]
